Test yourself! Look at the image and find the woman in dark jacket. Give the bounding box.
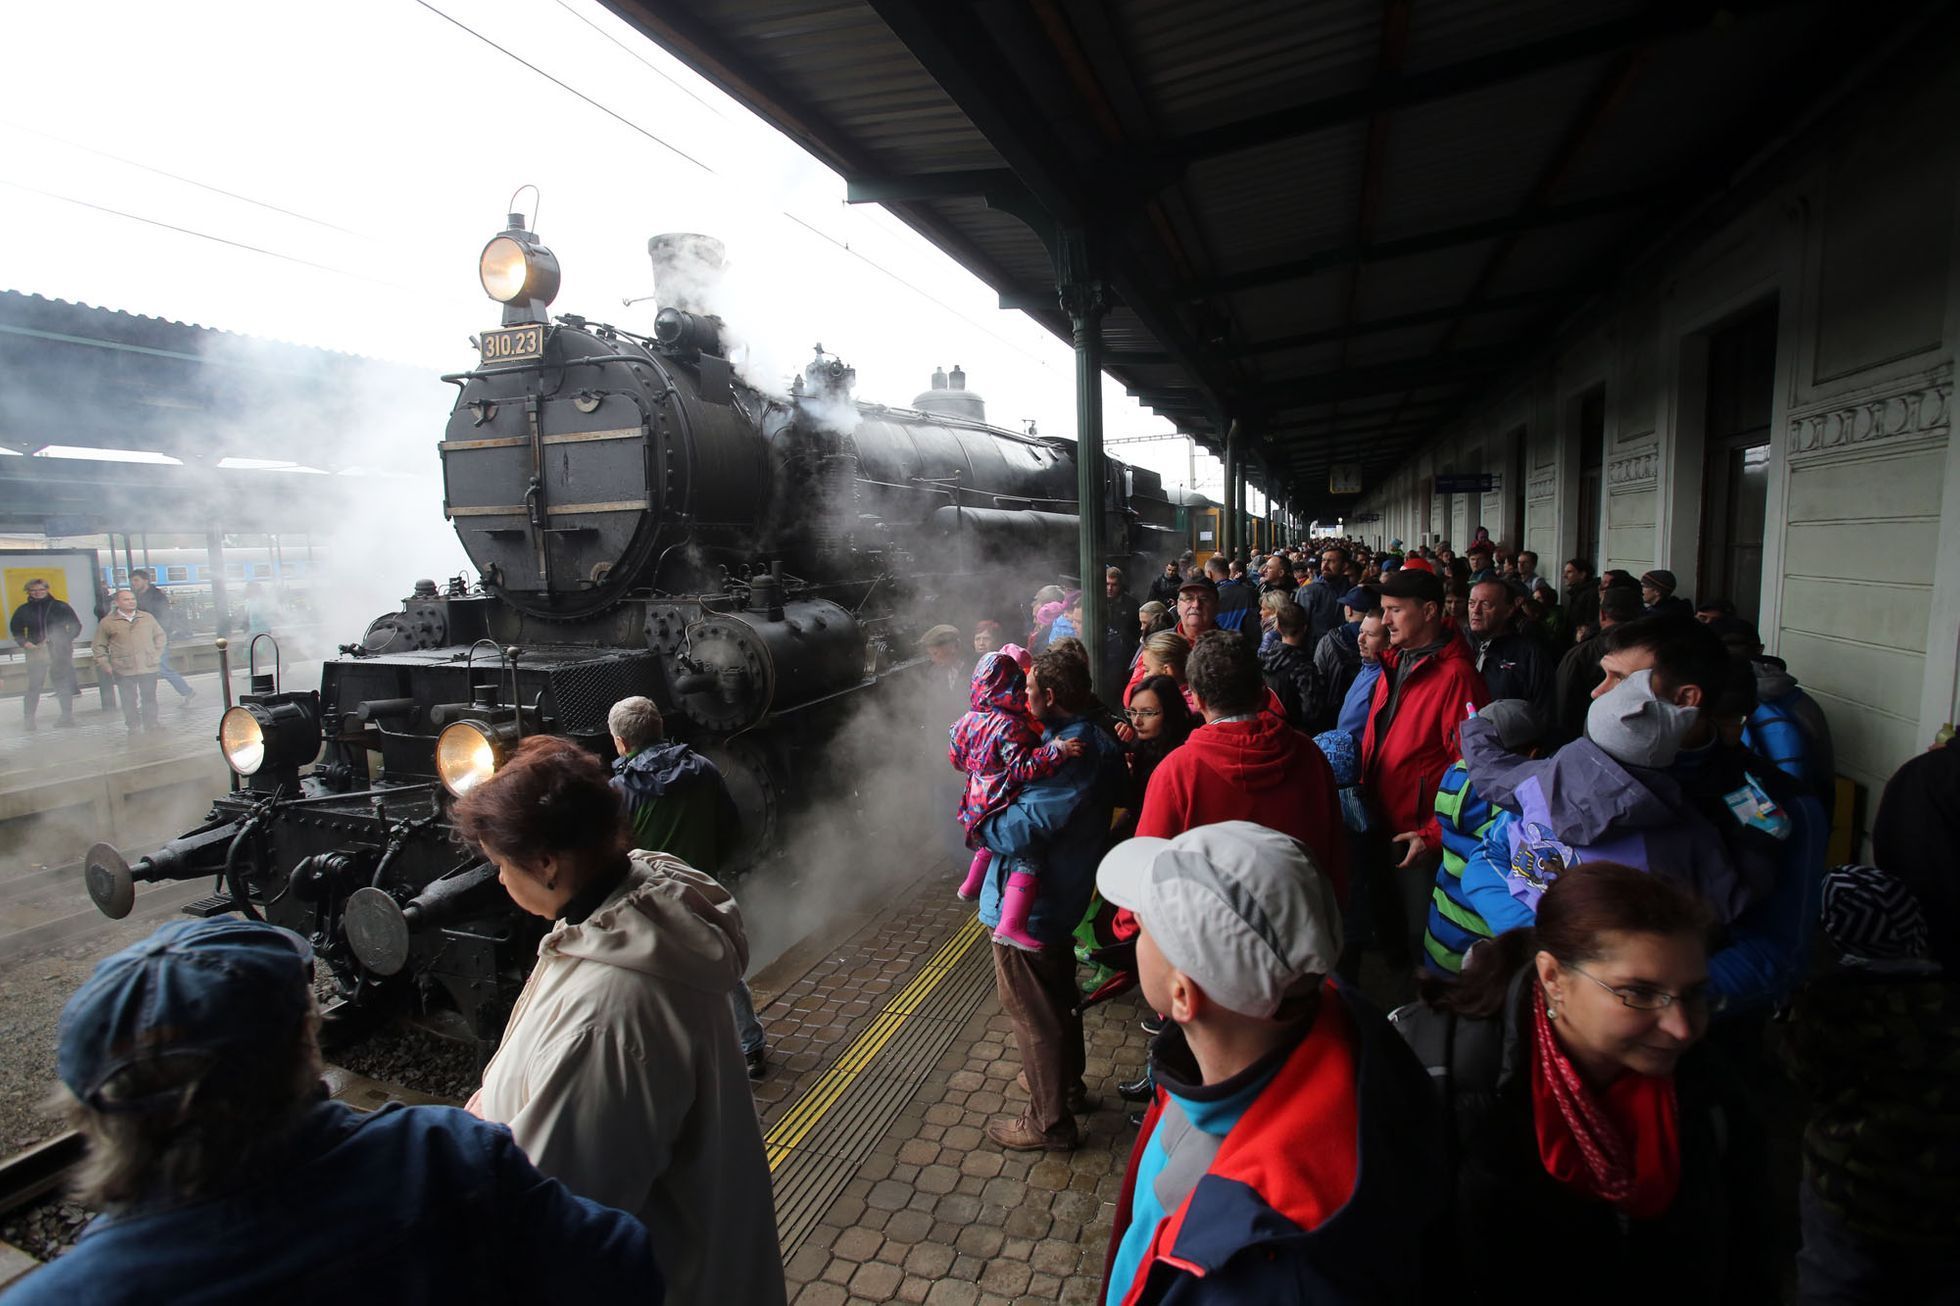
[1390,862,1774,1305]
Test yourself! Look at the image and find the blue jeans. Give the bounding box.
[157,644,192,697]
[728,979,765,1056]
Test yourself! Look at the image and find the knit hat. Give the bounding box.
[1034,601,1064,626]
[1639,569,1677,594]
[1585,668,1699,769]
[1477,699,1545,752]
[1821,864,1928,961]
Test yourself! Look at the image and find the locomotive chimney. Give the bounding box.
[949,364,966,390]
[646,233,727,316]
[914,364,986,422]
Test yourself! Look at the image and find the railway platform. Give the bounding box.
[748,857,1147,1306]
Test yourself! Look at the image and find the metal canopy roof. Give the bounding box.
[601,0,1916,519]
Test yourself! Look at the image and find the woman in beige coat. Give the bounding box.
[453,736,784,1306]
[90,588,168,732]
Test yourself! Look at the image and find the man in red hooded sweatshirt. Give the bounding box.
[1135,631,1348,903]
[1360,566,1489,968]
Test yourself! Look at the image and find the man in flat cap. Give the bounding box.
[10,918,657,1305]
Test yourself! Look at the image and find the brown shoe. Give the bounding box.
[986,1115,1078,1152]
[1013,1070,1092,1113]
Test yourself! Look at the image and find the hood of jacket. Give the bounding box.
[1460,714,1684,842]
[968,649,1028,715]
[612,740,717,801]
[1258,641,1313,680]
[1180,710,1315,798]
[541,850,747,995]
[1751,657,1797,701]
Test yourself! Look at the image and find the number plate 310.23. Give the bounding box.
[480,324,546,364]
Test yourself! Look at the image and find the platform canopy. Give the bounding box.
[601,0,1924,521]
[0,290,443,536]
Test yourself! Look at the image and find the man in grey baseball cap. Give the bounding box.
[1096,822,1444,1304]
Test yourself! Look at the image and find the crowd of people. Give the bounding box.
[10,534,1954,1305]
[920,533,1952,1305]
[8,569,199,736]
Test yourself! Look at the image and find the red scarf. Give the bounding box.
[1527,987,1681,1220]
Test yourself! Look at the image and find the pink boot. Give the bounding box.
[957,847,991,901]
[992,870,1044,951]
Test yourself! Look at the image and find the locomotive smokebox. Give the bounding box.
[647,232,726,316]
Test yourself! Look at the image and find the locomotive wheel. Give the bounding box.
[85,843,136,920]
[343,886,412,977]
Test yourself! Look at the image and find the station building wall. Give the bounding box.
[1352,50,1960,813]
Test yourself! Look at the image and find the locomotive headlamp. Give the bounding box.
[436,719,517,796]
[218,697,321,780]
[478,216,560,317]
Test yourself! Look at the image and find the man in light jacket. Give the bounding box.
[91,588,168,733]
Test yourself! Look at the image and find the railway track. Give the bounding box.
[0,1063,459,1265]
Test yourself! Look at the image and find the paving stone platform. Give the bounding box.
[747,863,1151,1306]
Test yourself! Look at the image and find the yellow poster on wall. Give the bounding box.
[1,551,100,648]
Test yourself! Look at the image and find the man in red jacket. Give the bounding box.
[1137,630,1348,902]
[1360,567,1489,968]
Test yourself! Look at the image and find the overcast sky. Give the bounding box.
[0,0,1253,502]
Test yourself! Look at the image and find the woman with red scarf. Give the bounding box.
[1390,862,1775,1304]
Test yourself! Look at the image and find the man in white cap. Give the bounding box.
[1095,822,1442,1305]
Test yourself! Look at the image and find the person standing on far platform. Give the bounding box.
[129,568,195,707]
[91,588,167,734]
[11,576,82,730]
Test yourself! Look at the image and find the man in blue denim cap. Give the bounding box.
[9,917,659,1305]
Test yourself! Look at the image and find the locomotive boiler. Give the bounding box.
[79,211,1185,1046]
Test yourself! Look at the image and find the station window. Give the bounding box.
[165,566,190,582]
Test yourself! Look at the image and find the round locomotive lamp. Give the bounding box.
[479,232,560,307]
[436,719,513,796]
[218,705,267,774]
[219,698,322,778]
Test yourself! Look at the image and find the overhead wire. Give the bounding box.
[416,0,1056,369]
[0,177,416,291]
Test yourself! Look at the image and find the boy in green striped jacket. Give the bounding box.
[1421,701,1545,975]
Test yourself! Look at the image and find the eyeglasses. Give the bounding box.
[1125,707,1161,720]
[1565,964,1709,1012]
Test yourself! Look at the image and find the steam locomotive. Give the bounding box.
[78,215,1208,1046]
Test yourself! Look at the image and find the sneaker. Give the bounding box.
[1117,1073,1155,1104]
[1140,1012,1167,1036]
[985,1115,1077,1153]
[745,1045,768,1081]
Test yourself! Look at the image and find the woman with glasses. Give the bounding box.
[1390,862,1773,1304]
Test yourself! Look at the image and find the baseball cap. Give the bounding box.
[1177,575,1218,597]
[1376,567,1443,605]
[1338,584,1379,613]
[1096,822,1340,1019]
[58,918,314,1112]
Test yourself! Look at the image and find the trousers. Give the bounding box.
[116,674,159,729]
[992,940,1084,1141]
[23,645,78,720]
[727,979,766,1057]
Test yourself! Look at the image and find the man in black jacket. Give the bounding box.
[129,569,194,705]
[1146,560,1183,609]
[10,577,83,730]
[1467,579,1552,716]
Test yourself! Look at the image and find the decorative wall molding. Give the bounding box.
[1607,447,1660,487]
[1787,380,1951,458]
[1527,470,1556,500]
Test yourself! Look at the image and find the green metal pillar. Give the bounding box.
[1059,232,1109,699]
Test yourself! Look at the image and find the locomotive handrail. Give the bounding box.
[440,352,656,387]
